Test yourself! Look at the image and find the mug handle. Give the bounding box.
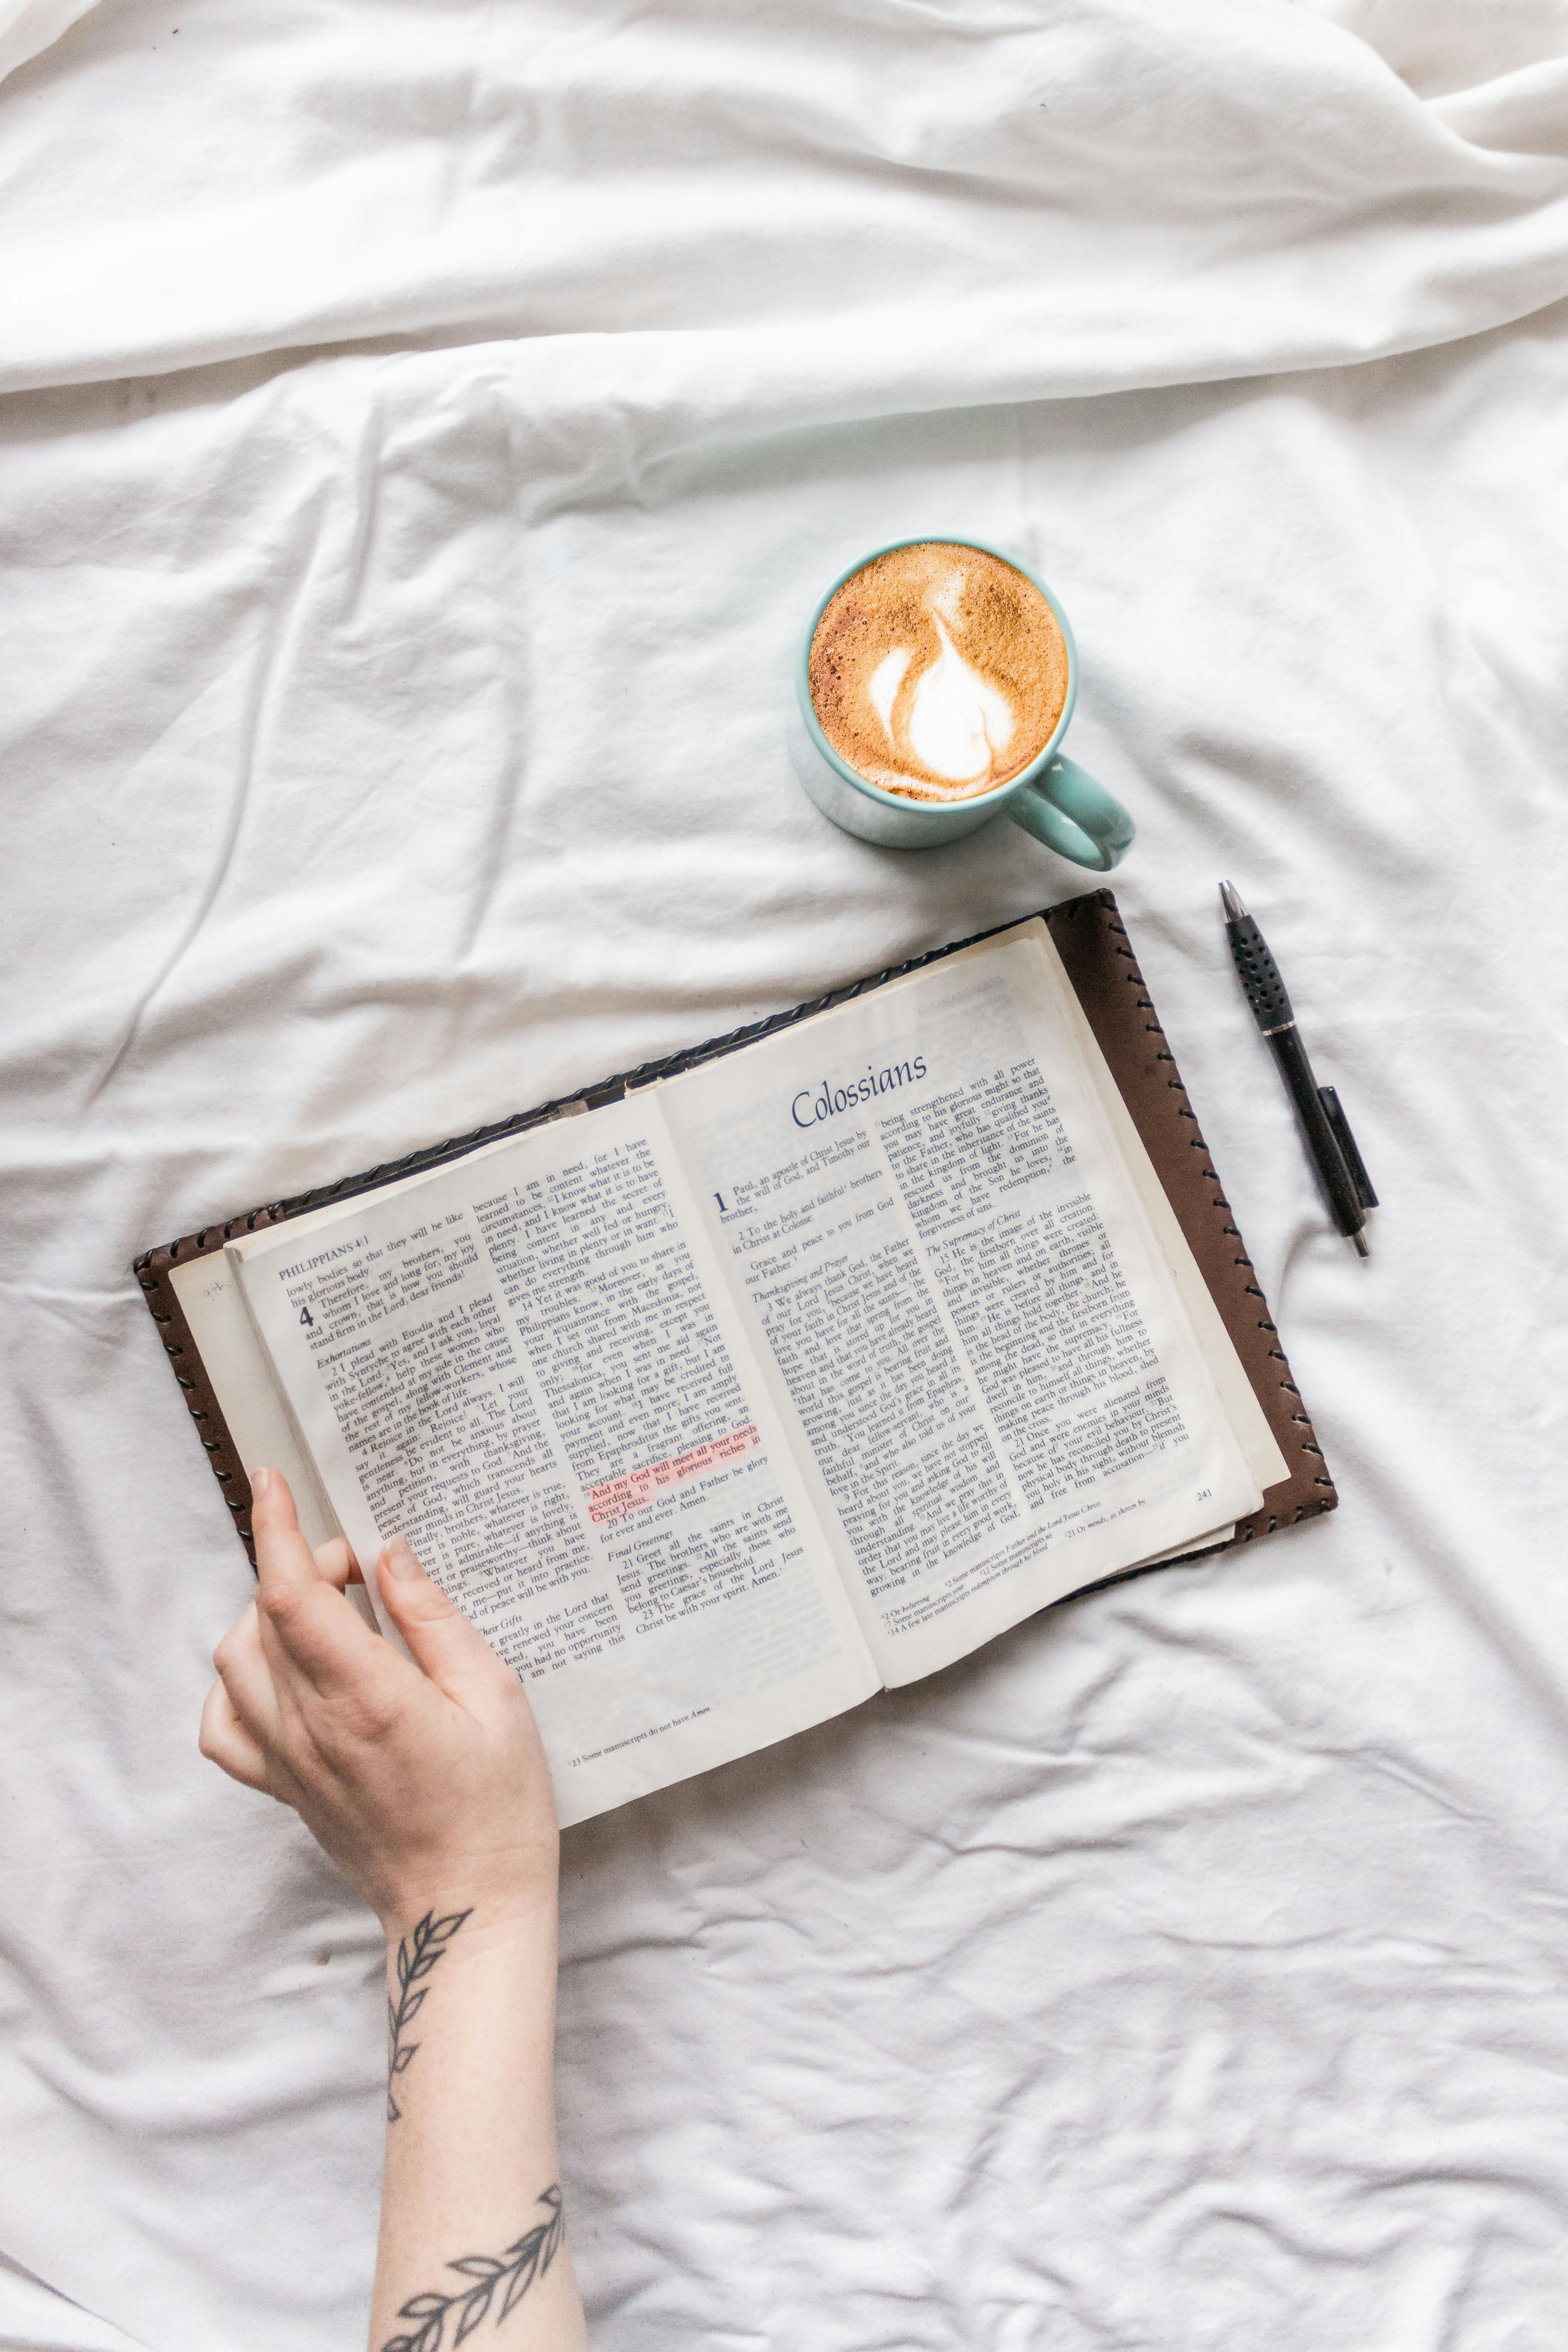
[1007,754,1135,872]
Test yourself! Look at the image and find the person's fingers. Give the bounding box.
[198,1676,274,1794]
[376,1536,519,1709]
[252,1467,332,1593]
[212,1598,281,1745]
[252,1468,385,1690]
[259,1576,389,1697]
[254,1471,361,1589]
[220,1566,411,1785]
[310,1533,360,1589]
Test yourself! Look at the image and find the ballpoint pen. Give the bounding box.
[1220,882,1378,1258]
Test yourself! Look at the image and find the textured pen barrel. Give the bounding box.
[1227,911,1294,1033]
[1267,1024,1366,1235]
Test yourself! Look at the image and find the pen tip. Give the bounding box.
[1350,1229,1371,1259]
[1220,880,1246,922]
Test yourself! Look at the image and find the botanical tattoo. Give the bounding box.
[382,2186,565,2352]
[387,1908,472,2122]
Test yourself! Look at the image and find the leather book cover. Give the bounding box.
[134,890,1334,1565]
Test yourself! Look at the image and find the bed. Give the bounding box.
[2,2,1566,2343]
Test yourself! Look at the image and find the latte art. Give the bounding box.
[808,543,1068,802]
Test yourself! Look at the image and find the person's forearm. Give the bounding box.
[201,1483,581,2349]
[370,1890,588,2352]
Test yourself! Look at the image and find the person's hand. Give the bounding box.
[199,1468,557,1935]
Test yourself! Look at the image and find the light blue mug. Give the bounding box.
[789,536,1135,869]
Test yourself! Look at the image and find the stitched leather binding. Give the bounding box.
[133,889,1334,1564]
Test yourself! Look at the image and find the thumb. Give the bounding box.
[376,1536,516,1708]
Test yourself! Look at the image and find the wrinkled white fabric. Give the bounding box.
[6,0,1568,404]
[2,3,1567,2348]
[0,0,101,93]
[0,2258,147,2352]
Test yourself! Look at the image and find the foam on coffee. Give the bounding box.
[808,543,1068,802]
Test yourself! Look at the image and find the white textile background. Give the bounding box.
[2,2,1568,2346]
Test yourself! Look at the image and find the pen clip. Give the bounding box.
[1318,1086,1378,1210]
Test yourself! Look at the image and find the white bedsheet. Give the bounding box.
[2,3,1567,2346]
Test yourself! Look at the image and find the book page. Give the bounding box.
[229,1094,878,1828]
[170,1251,343,1552]
[171,1134,540,1566]
[1057,983,1288,1500]
[660,922,1265,1688]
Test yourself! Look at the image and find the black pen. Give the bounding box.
[1220,882,1377,1258]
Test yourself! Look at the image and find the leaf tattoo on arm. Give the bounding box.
[387,1909,472,2122]
[382,2185,565,2352]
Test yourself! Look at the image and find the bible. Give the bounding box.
[137,896,1331,1828]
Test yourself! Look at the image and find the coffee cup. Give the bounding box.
[789,536,1134,869]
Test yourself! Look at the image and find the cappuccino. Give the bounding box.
[807,542,1068,802]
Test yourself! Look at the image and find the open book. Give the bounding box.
[161,913,1296,1826]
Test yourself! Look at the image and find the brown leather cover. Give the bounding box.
[134,889,1333,1566]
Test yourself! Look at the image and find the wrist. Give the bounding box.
[375,1828,559,1951]
[379,1886,559,2144]
[381,1878,557,1955]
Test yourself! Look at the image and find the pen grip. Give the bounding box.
[1227,914,1294,1032]
[1268,1027,1366,1236]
